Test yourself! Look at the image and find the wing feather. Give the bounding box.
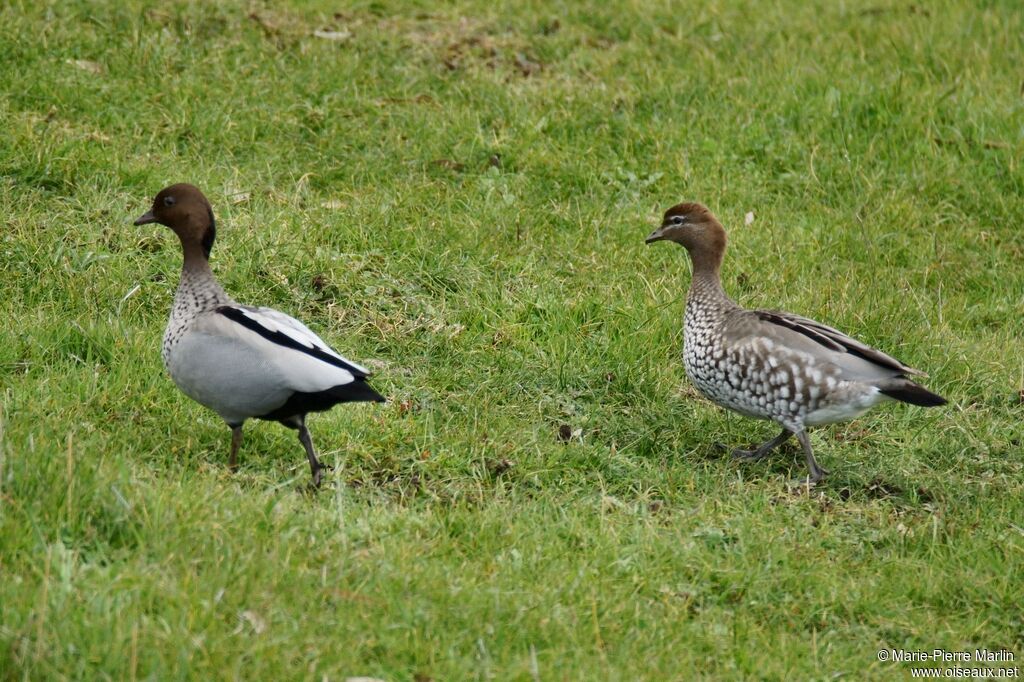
[217,305,371,379]
[753,309,925,377]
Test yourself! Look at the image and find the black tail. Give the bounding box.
[879,379,947,407]
[258,380,386,423]
[328,380,386,404]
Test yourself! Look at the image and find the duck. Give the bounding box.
[645,202,946,485]
[134,183,384,486]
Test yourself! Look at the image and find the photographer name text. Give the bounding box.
[879,649,1016,664]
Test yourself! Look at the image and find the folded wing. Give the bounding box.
[723,308,925,382]
[215,305,371,393]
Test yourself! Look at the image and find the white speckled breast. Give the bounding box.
[684,299,772,420]
[162,267,232,368]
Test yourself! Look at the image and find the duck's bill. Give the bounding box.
[645,227,666,244]
[134,210,157,226]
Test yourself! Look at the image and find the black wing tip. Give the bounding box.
[257,381,386,422]
[358,381,387,403]
[880,382,948,407]
[318,379,385,406]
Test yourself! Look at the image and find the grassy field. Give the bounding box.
[2,0,1023,678]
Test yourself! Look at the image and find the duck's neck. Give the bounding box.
[174,249,231,315]
[686,247,733,311]
[161,251,232,366]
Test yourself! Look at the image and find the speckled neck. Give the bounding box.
[685,246,735,316]
[176,260,230,310]
[161,259,232,365]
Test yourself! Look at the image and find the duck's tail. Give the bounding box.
[878,378,947,407]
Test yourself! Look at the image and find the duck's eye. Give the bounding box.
[671,215,685,225]
[163,196,176,207]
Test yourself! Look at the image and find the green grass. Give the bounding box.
[2,0,1023,678]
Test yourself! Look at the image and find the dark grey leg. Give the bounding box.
[791,430,828,486]
[296,416,327,487]
[229,425,243,472]
[729,428,792,461]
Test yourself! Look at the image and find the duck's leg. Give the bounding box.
[729,428,792,461]
[791,430,829,486]
[295,415,328,487]
[229,424,243,472]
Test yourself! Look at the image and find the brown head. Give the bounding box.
[645,202,728,274]
[134,184,216,260]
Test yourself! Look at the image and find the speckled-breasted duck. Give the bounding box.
[646,202,946,485]
[134,183,384,486]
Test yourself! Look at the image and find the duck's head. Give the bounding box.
[134,183,216,259]
[645,202,727,257]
